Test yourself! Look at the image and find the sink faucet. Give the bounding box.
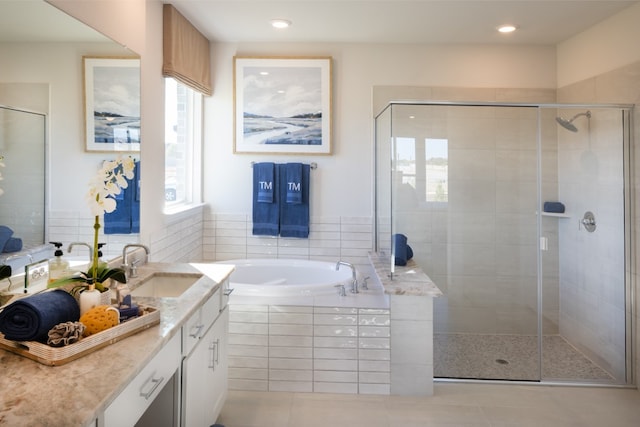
[68,242,93,263]
[335,261,358,293]
[122,244,150,278]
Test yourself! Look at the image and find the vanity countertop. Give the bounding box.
[369,252,442,297]
[0,261,235,427]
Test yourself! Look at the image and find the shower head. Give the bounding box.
[556,110,591,132]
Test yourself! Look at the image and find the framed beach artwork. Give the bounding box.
[83,56,141,152]
[234,56,332,155]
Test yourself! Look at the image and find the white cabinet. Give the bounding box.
[103,332,181,427]
[182,285,229,427]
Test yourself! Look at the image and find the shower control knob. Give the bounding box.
[580,211,596,233]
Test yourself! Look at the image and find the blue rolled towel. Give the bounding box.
[394,233,412,266]
[285,163,303,204]
[543,201,565,213]
[255,162,276,203]
[2,237,22,253]
[0,225,13,253]
[0,290,80,342]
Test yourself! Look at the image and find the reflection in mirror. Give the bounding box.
[0,106,46,251]
[0,1,140,273]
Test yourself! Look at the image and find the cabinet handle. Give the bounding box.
[189,323,204,338]
[208,339,220,370]
[223,288,234,296]
[139,374,165,400]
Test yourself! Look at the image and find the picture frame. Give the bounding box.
[83,56,141,152]
[234,56,332,155]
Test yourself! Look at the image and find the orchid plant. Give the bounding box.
[50,156,134,292]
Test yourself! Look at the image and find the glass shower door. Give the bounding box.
[388,103,542,381]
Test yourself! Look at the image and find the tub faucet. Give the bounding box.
[68,242,93,263]
[122,244,150,278]
[335,261,358,293]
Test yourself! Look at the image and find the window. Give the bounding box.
[164,78,202,207]
[425,138,448,202]
[394,136,448,205]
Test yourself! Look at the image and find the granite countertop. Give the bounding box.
[369,252,443,297]
[0,262,235,427]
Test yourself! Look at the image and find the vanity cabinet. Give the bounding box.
[102,332,181,427]
[182,281,229,426]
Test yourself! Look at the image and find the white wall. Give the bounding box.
[205,43,556,219]
[557,2,640,87]
[49,0,167,251]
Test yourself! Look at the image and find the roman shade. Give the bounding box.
[163,4,212,96]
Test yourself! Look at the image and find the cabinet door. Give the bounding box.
[182,307,228,427]
[206,307,228,424]
[104,333,181,427]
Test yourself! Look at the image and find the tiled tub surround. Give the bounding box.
[229,253,441,396]
[228,305,392,395]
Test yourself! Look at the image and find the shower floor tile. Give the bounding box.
[434,333,614,382]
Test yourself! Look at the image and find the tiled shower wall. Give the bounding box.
[557,61,640,382]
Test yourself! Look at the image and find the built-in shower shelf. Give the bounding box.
[540,212,571,218]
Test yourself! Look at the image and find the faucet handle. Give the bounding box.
[360,276,370,290]
[129,259,142,278]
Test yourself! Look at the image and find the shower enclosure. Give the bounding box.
[375,102,633,384]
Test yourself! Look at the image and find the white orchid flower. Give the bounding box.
[87,157,136,215]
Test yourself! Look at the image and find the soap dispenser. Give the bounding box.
[80,280,101,315]
[48,241,70,285]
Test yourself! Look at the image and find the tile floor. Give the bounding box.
[434,334,614,382]
[217,382,640,427]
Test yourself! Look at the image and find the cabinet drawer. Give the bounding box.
[182,288,221,356]
[103,332,181,427]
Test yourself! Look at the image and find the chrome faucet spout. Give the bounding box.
[335,261,358,293]
[68,242,93,262]
[122,244,150,279]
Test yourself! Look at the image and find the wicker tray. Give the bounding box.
[0,305,160,366]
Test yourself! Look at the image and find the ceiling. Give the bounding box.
[0,1,110,43]
[0,0,637,45]
[170,0,639,45]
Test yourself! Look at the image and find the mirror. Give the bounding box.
[0,1,139,272]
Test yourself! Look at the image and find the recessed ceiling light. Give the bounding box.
[271,19,292,29]
[497,25,517,33]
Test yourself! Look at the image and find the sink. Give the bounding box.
[130,272,203,298]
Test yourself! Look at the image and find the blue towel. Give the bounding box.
[279,163,310,238]
[255,162,276,203]
[105,161,140,234]
[0,226,13,252]
[253,163,280,236]
[2,237,22,253]
[543,201,565,214]
[285,163,303,204]
[0,290,80,342]
[393,233,413,266]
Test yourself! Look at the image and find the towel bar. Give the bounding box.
[251,161,317,169]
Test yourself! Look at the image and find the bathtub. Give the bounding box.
[216,258,389,309]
